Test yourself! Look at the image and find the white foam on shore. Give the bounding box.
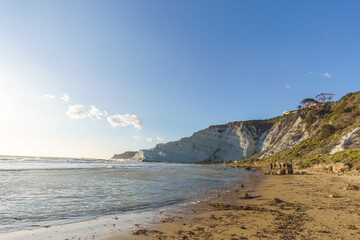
[0,209,164,240]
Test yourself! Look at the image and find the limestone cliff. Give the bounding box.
[133,121,271,163]
[116,91,360,164]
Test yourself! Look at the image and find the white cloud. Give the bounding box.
[146,137,164,143]
[66,105,87,119]
[305,72,332,79]
[88,105,106,120]
[285,85,291,89]
[43,94,56,99]
[305,72,315,77]
[61,94,71,102]
[323,72,332,78]
[133,135,141,139]
[107,114,142,129]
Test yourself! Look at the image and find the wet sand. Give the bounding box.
[107,169,360,240]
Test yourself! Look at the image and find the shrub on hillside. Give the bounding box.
[320,124,336,138]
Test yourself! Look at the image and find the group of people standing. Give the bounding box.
[269,162,294,175]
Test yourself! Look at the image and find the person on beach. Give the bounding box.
[287,163,294,174]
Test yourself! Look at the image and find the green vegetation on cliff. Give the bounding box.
[245,91,360,170]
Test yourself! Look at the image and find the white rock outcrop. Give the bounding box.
[133,123,268,163]
[119,116,359,164]
[330,127,360,154]
[260,117,308,159]
[131,117,310,163]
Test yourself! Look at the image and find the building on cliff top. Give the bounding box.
[304,102,323,108]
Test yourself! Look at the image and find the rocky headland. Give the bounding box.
[114,91,360,172]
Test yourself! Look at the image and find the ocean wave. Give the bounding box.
[0,161,246,234]
[0,166,118,171]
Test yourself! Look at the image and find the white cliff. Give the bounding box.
[115,91,360,163]
[130,114,314,163]
[259,117,308,159]
[133,123,266,163]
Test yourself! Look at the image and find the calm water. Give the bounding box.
[0,156,246,232]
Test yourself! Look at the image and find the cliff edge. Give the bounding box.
[116,91,360,165]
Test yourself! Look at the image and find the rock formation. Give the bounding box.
[131,117,311,163]
[133,121,270,163]
[112,151,137,160]
[114,91,360,164]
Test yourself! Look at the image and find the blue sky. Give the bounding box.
[0,1,359,158]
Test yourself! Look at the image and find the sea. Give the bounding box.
[0,156,248,234]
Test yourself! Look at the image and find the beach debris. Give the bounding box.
[208,201,276,212]
[132,229,149,235]
[238,193,261,199]
[272,198,284,204]
[244,166,252,170]
[160,216,183,223]
[345,184,359,190]
[208,201,244,210]
[328,194,340,198]
[133,229,163,236]
[347,225,358,230]
[148,230,163,234]
[210,214,217,219]
[277,169,286,175]
[239,193,249,198]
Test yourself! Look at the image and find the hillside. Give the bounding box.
[114,91,360,170]
[246,91,360,170]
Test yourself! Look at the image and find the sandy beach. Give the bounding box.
[107,168,360,240]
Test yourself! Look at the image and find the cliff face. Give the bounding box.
[259,117,309,159]
[134,122,270,163]
[112,151,137,159]
[131,116,311,163]
[123,91,360,164]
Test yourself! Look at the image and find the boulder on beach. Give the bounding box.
[332,162,350,174]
